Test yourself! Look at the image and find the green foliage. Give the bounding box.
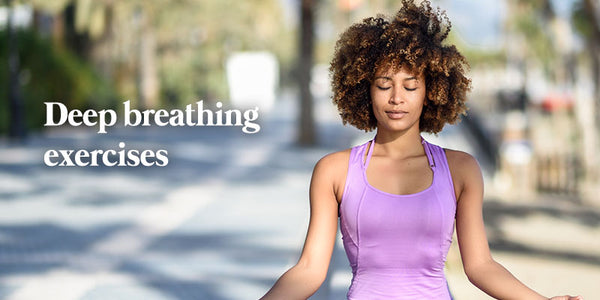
[504,0,559,80]
[25,0,291,109]
[153,0,291,105]
[0,29,117,134]
[571,1,593,40]
[514,12,555,66]
[446,31,507,67]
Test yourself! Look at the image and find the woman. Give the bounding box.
[260,1,583,299]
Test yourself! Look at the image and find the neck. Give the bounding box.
[374,126,423,158]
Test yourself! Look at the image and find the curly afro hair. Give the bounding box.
[329,0,471,133]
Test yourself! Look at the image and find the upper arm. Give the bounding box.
[296,150,349,278]
[447,150,491,274]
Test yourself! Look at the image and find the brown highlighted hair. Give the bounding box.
[329,0,471,133]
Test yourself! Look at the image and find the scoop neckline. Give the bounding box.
[361,139,436,198]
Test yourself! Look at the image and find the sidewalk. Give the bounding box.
[0,95,598,300]
[0,95,355,300]
[445,196,600,299]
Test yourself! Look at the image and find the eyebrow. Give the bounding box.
[374,76,418,81]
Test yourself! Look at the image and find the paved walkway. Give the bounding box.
[0,95,598,299]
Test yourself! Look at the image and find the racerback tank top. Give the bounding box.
[339,137,457,299]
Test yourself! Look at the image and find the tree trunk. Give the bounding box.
[135,6,159,110]
[6,0,26,140]
[297,0,317,146]
[581,0,600,203]
[90,3,115,82]
[63,2,91,59]
[584,0,600,133]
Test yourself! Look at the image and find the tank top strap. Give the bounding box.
[422,138,445,171]
[347,139,371,168]
[364,137,435,169]
[421,137,436,169]
[421,138,457,203]
[363,137,376,169]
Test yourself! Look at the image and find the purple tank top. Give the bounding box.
[339,137,457,299]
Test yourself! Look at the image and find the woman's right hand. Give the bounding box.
[549,295,583,300]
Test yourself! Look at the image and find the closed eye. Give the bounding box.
[405,87,417,91]
[377,86,391,91]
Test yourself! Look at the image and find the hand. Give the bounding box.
[549,296,583,300]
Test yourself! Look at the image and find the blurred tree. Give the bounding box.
[505,0,559,82]
[0,28,116,134]
[572,0,600,199]
[298,0,317,145]
[154,0,291,106]
[505,0,600,198]
[29,0,159,109]
[27,0,290,109]
[5,0,26,140]
[573,0,600,129]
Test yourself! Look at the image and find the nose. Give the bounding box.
[389,87,403,104]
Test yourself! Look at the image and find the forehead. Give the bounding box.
[374,69,422,82]
[374,65,421,79]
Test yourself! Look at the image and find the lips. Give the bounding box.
[385,110,408,119]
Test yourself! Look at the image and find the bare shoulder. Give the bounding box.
[315,148,351,169]
[312,148,352,203]
[445,149,480,172]
[444,149,483,199]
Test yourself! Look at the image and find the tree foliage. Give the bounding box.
[0,29,116,134]
[26,0,291,107]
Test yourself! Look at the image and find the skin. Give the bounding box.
[260,67,583,300]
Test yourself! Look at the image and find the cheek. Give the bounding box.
[415,89,427,106]
[370,89,387,108]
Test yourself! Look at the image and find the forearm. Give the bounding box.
[466,259,547,300]
[260,263,325,300]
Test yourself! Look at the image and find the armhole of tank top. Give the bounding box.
[362,140,370,166]
[339,146,358,214]
[441,148,459,208]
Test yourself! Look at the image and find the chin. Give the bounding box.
[379,120,419,133]
[380,124,411,132]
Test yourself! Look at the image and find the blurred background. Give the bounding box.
[0,0,599,299]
